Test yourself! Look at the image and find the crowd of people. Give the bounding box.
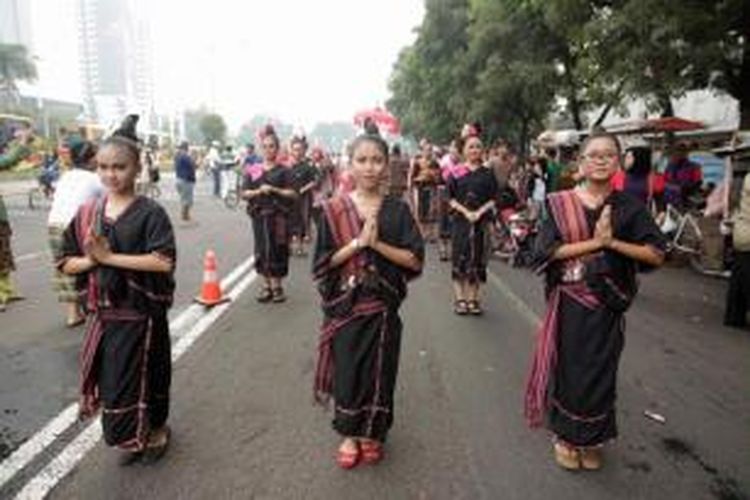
[0,112,748,475]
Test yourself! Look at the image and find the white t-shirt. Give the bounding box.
[48,169,104,227]
[532,177,546,202]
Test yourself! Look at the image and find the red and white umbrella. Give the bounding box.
[353,107,401,135]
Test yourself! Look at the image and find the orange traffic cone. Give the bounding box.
[195,249,230,306]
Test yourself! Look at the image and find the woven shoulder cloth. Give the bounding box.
[320,195,367,280]
[547,190,590,244]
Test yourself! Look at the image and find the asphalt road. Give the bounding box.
[0,174,250,463]
[1,179,749,499]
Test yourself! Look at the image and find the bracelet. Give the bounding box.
[351,238,362,251]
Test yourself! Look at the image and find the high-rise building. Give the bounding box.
[0,0,33,48]
[76,0,154,127]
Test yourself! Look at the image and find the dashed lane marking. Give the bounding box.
[0,256,255,495]
[14,267,258,499]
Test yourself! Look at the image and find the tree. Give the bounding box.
[388,0,470,142]
[184,107,210,145]
[389,0,748,155]
[0,43,37,105]
[465,0,557,153]
[199,113,227,146]
[697,0,750,128]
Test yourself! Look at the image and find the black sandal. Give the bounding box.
[454,299,468,315]
[467,300,483,316]
[271,287,287,303]
[256,286,273,303]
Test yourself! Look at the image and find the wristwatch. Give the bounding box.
[351,237,362,250]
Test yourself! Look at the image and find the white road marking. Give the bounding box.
[15,252,48,263]
[168,256,254,335]
[14,424,101,500]
[14,268,258,499]
[171,268,257,360]
[487,270,540,327]
[0,406,79,489]
[0,255,255,494]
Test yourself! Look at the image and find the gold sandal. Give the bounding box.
[580,447,603,470]
[554,442,581,470]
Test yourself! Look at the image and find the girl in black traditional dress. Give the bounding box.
[241,125,298,303]
[59,115,175,465]
[289,135,320,257]
[409,142,441,241]
[525,132,666,471]
[447,132,499,315]
[313,132,424,469]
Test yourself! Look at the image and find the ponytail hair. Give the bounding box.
[102,114,141,165]
[456,121,482,152]
[260,124,280,148]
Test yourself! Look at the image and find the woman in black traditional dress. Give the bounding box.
[525,132,666,471]
[241,125,298,303]
[409,142,441,241]
[59,115,175,465]
[447,132,499,315]
[289,135,319,257]
[313,132,424,469]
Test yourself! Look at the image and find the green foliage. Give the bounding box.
[0,43,37,106]
[199,113,227,145]
[388,0,750,149]
[388,0,470,143]
[184,107,210,145]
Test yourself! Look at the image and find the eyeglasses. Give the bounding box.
[583,152,619,162]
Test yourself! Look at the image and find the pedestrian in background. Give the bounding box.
[437,141,460,261]
[0,127,33,311]
[388,143,409,199]
[241,125,297,303]
[220,145,237,200]
[724,170,750,328]
[409,140,441,241]
[205,141,222,198]
[175,141,197,222]
[312,147,337,218]
[611,146,665,212]
[47,139,103,326]
[313,130,424,469]
[59,115,176,465]
[664,143,703,209]
[289,135,319,257]
[526,132,665,471]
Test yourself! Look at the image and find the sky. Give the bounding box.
[24,0,424,131]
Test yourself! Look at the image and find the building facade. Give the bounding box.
[0,0,32,48]
[76,0,154,127]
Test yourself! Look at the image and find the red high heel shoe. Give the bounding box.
[336,442,360,470]
[359,440,384,465]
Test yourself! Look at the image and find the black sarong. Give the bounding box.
[60,196,176,450]
[313,195,423,441]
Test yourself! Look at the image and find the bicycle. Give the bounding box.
[660,204,730,278]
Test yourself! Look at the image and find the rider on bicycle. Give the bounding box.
[664,143,703,211]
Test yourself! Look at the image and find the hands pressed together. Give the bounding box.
[83,231,113,267]
[593,205,613,249]
[357,214,379,249]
